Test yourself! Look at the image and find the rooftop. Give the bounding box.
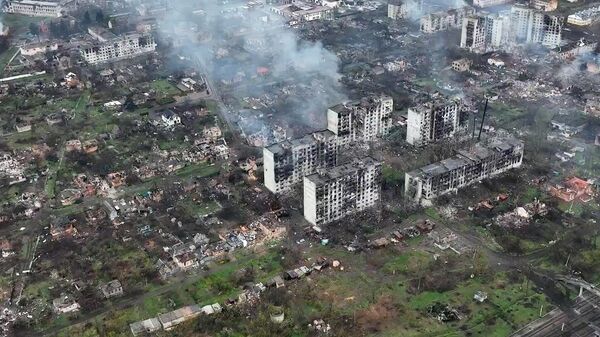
[408,136,523,178]
[305,157,380,186]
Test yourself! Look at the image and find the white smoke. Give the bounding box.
[157,0,346,133]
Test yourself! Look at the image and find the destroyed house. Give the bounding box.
[303,157,382,226]
[420,7,475,33]
[99,279,123,299]
[263,130,337,194]
[3,0,63,17]
[405,137,524,204]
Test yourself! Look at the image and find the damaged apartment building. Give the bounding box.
[461,5,563,52]
[405,136,524,204]
[421,6,475,33]
[303,157,381,226]
[327,95,393,147]
[263,130,338,194]
[3,0,64,17]
[80,27,156,65]
[406,94,469,147]
[264,95,392,193]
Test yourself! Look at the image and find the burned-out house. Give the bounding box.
[326,95,394,146]
[99,279,123,299]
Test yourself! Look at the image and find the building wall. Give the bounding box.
[473,0,513,7]
[303,159,381,226]
[406,98,465,146]
[405,139,524,203]
[388,3,407,20]
[4,1,62,17]
[461,16,486,51]
[81,33,156,64]
[263,131,337,194]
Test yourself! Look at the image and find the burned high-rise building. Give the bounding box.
[461,16,487,51]
[405,136,524,204]
[406,95,469,147]
[264,95,391,194]
[510,5,563,48]
[263,131,338,194]
[327,95,393,146]
[303,157,381,226]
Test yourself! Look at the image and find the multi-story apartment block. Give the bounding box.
[473,0,512,8]
[327,104,354,147]
[264,95,392,194]
[405,136,524,204]
[263,130,338,194]
[463,6,562,52]
[3,0,63,17]
[388,0,408,19]
[567,5,600,26]
[420,6,474,33]
[327,95,393,145]
[80,33,157,64]
[530,0,558,12]
[510,5,562,48]
[303,157,381,226]
[461,16,487,51]
[406,95,469,147]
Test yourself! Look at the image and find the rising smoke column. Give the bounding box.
[156,0,346,132]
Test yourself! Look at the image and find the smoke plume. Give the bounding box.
[157,0,346,139]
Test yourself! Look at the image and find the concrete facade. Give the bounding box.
[406,95,468,147]
[405,137,524,204]
[327,95,393,145]
[80,33,156,65]
[263,130,338,194]
[303,157,381,226]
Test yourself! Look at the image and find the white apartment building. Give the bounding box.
[80,33,156,64]
[19,41,59,56]
[461,16,487,51]
[405,137,524,204]
[421,6,475,33]
[3,0,63,16]
[388,0,408,19]
[460,12,515,52]
[473,0,512,8]
[263,130,338,194]
[303,157,381,226]
[510,5,562,48]
[327,95,393,145]
[271,1,334,23]
[567,5,600,26]
[406,95,468,147]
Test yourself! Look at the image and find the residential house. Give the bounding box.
[130,318,161,336]
[53,294,80,314]
[549,177,595,203]
[50,218,77,240]
[173,252,198,270]
[99,279,123,299]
